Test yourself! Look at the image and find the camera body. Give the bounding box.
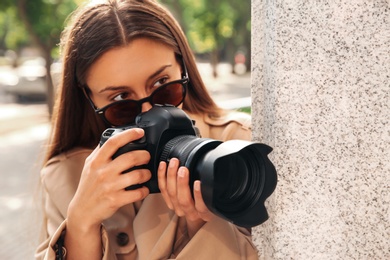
[100,104,205,193]
[100,105,277,227]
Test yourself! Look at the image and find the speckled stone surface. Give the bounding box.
[251,0,389,259]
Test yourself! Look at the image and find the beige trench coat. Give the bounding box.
[35,111,259,259]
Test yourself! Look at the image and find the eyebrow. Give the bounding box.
[98,64,173,94]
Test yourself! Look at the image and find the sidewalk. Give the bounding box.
[0,103,50,260]
[197,62,251,102]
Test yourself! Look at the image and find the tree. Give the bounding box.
[0,0,29,54]
[225,0,251,73]
[160,0,251,77]
[0,0,77,115]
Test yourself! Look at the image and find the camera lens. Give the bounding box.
[160,135,221,192]
[159,136,277,228]
[212,147,264,214]
[160,135,218,165]
[196,141,276,227]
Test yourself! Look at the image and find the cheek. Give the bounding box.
[141,102,153,113]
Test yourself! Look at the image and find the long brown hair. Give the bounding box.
[45,0,221,162]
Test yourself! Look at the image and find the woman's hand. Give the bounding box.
[157,158,215,237]
[65,128,151,260]
[68,128,151,228]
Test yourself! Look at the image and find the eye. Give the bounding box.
[153,77,169,89]
[112,92,129,101]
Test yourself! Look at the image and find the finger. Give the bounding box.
[157,161,174,210]
[166,158,179,199]
[193,181,213,222]
[117,186,150,206]
[116,169,152,191]
[83,144,101,167]
[108,150,151,174]
[166,158,185,216]
[90,144,100,156]
[98,128,145,160]
[177,167,198,219]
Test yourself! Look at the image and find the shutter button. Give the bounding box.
[116,232,129,246]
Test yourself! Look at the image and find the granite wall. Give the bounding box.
[251,0,389,259]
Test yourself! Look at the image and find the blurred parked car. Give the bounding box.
[3,57,60,102]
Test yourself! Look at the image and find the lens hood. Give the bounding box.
[196,140,277,227]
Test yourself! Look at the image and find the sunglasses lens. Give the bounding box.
[104,101,139,126]
[152,82,184,106]
[101,80,185,126]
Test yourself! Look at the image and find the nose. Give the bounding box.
[141,102,153,113]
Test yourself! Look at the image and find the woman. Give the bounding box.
[36,0,256,259]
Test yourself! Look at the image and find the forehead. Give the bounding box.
[85,38,177,86]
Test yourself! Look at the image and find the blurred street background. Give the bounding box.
[0,0,251,259]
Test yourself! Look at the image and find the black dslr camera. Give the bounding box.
[100,105,277,227]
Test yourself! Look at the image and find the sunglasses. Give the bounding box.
[84,67,189,127]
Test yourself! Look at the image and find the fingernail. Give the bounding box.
[194,181,201,191]
[135,128,144,135]
[178,167,186,178]
[169,158,178,168]
[159,161,165,170]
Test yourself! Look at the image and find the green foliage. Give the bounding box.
[160,0,251,55]
[0,0,77,56]
[0,7,29,50]
[0,0,78,115]
[24,0,77,52]
[1,0,251,59]
[237,107,251,114]
[188,1,234,52]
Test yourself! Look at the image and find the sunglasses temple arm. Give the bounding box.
[182,58,189,82]
[82,87,99,111]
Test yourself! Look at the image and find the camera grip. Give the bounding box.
[112,141,149,191]
[112,139,147,159]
